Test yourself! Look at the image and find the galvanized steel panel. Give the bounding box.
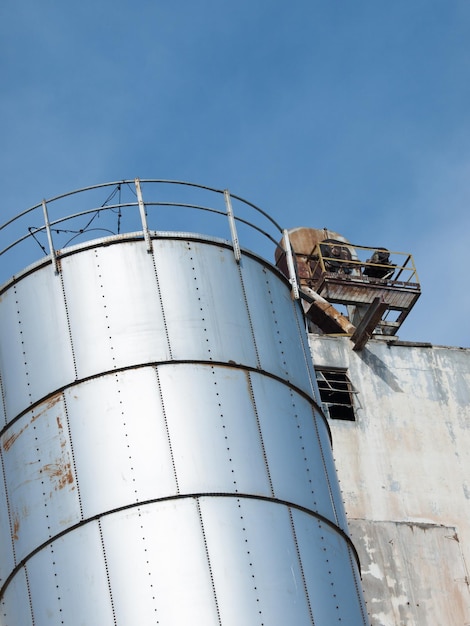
[26,521,115,626]
[0,464,14,587]
[0,271,74,422]
[197,365,273,494]
[313,410,349,532]
[0,376,7,429]
[196,496,270,624]
[100,500,220,625]
[294,300,321,400]
[96,507,162,623]
[293,510,369,625]
[250,372,340,522]
[1,394,81,564]
[0,567,32,625]
[60,242,170,379]
[239,258,314,396]
[158,362,271,495]
[0,287,29,421]
[199,496,314,625]
[65,368,177,518]
[153,239,259,365]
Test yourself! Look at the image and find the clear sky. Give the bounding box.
[1,1,469,347]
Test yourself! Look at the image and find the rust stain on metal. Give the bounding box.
[27,393,62,425]
[32,392,62,422]
[12,515,19,541]
[41,460,74,490]
[2,424,28,452]
[40,416,74,491]
[56,416,67,449]
[2,393,63,452]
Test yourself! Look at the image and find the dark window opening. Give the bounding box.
[315,369,356,421]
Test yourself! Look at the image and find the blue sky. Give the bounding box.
[1,1,469,347]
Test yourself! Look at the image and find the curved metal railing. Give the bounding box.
[0,179,299,293]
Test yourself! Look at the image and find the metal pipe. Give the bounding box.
[283,229,300,299]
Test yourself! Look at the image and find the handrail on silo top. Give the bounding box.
[135,178,152,252]
[224,190,241,263]
[0,180,286,288]
[41,200,59,274]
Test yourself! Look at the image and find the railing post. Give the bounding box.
[317,243,326,274]
[135,178,152,252]
[283,229,299,299]
[224,189,241,263]
[42,200,59,274]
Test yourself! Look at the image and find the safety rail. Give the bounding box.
[305,241,419,291]
[294,239,421,339]
[0,179,299,297]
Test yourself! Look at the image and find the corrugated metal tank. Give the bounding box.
[0,182,369,625]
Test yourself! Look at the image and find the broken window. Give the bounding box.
[315,369,356,421]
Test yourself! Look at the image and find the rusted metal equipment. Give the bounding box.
[276,227,421,348]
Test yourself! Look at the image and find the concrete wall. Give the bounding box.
[309,335,470,625]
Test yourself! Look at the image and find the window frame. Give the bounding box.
[315,368,357,421]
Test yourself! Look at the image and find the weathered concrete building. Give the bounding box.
[310,335,470,625]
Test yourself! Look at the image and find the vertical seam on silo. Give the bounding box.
[211,366,238,493]
[36,401,52,542]
[155,367,180,495]
[62,394,83,520]
[0,445,17,568]
[196,498,222,626]
[136,507,160,622]
[0,372,7,428]
[187,243,212,360]
[149,245,173,360]
[346,544,369,626]
[246,372,274,498]
[289,390,318,510]
[115,372,139,503]
[265,272,289,379]
[58,269,78,380]
[14,284,33,409]
[288,508,315,625]
[235,497,265,625]
[237,264,261,369]
[317,519,342,620]
[48,543,64,624]
[311,407,340,528]
[95,250,117,370]
[98,519,117,626]
[292,300,317,399]
[24,563,36,626]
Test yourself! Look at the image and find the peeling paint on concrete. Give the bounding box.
[310,335,470,625]
[350,520,470,625]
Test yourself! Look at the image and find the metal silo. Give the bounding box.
[0,180,370,625]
